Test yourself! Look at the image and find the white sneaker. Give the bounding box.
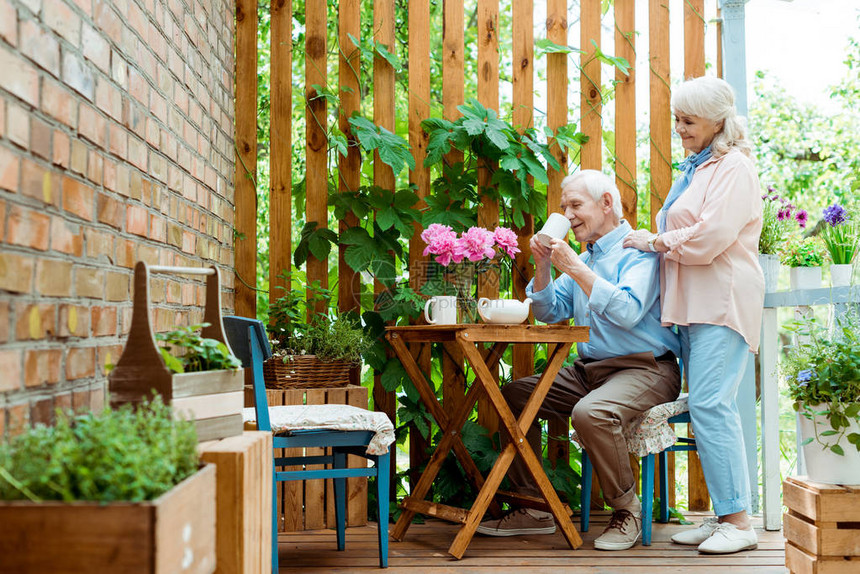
[697,522,758,554]
[670,516,719,545]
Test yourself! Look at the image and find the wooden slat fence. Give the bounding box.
[234,0,725,520]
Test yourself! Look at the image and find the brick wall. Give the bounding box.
[0,0,237,438]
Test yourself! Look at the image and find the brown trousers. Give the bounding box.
[501,352,681,510]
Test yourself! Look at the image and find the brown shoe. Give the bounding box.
[476,508,557,537]
[594,509,642,550]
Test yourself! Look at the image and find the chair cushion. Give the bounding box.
[243,405,395,456]
[571,394,689,457]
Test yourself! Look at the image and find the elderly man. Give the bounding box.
[476,170,681,551]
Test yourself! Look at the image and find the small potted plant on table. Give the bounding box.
[819,202,858,287]
[781,236,827,291]
[0,398,216,573]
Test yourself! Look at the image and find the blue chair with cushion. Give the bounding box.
[579,397,696,546]
[223,316,390,571]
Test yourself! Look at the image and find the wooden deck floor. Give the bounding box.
[278,512,788,573]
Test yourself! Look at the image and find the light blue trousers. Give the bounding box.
[678,324,751,517]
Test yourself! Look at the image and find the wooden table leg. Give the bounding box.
[387,334,504,541]
[390,374,485,541]
[451,337,582,558]
[391,337,498,495]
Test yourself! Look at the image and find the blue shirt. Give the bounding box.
[526,220,680,361]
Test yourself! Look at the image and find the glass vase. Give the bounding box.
[447,263,478,324]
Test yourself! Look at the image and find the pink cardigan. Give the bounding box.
[659,149,765,352]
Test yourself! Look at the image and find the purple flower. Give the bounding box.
[777,208,790,222]
[822,203,848,227]
[796,369,813,388]
[795,210,808,229]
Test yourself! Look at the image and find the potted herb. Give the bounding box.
[109,262,244,442]
[0,397,216,573]
[266,279,372,388]
[780,236,826,291]
[783,314,860,484]
[819,202,858,286]
[759,190,806,292]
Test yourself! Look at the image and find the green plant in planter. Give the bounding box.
[780,236,826,267]
[155,323,242,374]
[759,189,806,255]
[267,278,372,364]
[783,314,860,454]
[0,396,198,502]
[820,202,859,265]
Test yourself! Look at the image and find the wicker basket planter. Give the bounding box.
[263,354,353,389]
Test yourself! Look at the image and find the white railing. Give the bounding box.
[758,284,858,530]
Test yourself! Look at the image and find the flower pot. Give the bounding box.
[758,253,780,293]
[0,464,216,573]
[830,263,854,287]
[789,266,822,291]
[798,404,860,484]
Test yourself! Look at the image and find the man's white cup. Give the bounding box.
[536,212,571,247]
[424,295,458,325]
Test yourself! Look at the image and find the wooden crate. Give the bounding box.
[0,464,216,573]
[200,431,272,574]
[110,262,244,442]
[245,385,369,532]
[784,475,860,574]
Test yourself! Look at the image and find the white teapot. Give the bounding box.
[477,297,533,324]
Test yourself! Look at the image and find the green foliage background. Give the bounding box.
[244,2,860,516]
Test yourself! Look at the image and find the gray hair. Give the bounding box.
[560,170,623,219]
[671,76,751,158]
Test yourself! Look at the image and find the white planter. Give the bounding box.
[798,403,860,484]
[758,254,780,293]
[830,263,854,287]
[789,266,822,291]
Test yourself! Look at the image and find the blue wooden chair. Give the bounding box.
[223,316,390,571]
[579,405,697,546]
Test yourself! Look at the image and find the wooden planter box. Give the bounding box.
[199,431,273,574]
[0,464,216,574]
[784,475,860,574]
[110,262,244,442]
[170,369,244,442]
[245,384,369,532]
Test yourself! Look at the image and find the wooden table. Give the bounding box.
[386,324,589,559]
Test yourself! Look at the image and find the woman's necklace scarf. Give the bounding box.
[657,145,713,233]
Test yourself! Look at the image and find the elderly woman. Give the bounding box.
[623,76,764,554]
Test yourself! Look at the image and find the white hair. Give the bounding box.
[560,170,623,219]
[671,76,751,158]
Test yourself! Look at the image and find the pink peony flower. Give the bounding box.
[454,227,496,262]
[421,223,458,266]
[493,226,521,258]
